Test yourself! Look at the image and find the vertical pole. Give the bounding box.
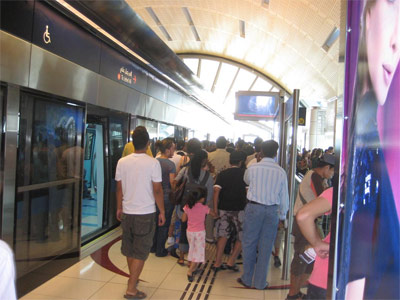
[279,92,286,167]
[1,85,19,245]
[282,89,300,280]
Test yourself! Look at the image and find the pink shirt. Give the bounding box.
[183,203,210,232]
[308,187,333,290]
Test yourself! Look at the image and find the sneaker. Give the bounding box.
[274,255,281,268]
[166,237,175,247]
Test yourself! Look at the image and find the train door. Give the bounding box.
[81,120,105,238]
[82,105,129,243]
[13,91,84,294]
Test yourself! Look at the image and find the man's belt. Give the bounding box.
[247,200,266,206]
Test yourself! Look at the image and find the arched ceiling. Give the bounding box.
[126,0,341,106]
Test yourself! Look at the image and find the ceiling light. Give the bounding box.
[322,27,340,52]
[182,7,201,41]
[146,7,172,41]
[239,20,245,38]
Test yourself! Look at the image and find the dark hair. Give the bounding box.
[226,147,234,154]
[229,150,247,165]
[132,126,149,150]
[185,186,207,209]
[177,140,185,151]
[243,144,255,156]
[189,149,208,180]
[202,140,210,149]
[155,138,175,154]
[261,140,279,158]
[216,136,227,149]
[186,138,202,154]
[316,159,334,169]
[254,137,263,152]
[236,139,245,150]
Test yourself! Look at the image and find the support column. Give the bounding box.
[309,107,319,150]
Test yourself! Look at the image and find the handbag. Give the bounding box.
[169,174,187,205]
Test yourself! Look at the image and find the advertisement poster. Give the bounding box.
[336,0,400,299]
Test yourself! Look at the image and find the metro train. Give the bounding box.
[0,0,228,295]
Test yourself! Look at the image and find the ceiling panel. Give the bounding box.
[128,0,341,105]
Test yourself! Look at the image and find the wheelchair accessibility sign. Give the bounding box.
[43,25,51,44]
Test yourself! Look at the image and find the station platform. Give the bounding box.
[20,237,294,300]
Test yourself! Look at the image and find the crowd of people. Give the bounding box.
[115,126,335,300]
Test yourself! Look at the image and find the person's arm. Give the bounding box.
[243,168,250,185]
[205,173,214,206]
[116,180,123,221]
[213,186,221,216]
[174,167,185,184]
[181,212,188,222]
[296,194,331,258]
[169,173,176,190]
[278,174,289,220]
[208,208,217,218]
[153,181,165,226]
[169,164,177,190]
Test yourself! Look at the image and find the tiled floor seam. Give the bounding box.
[86,280,108,300]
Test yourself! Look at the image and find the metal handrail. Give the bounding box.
[17,178,80,193]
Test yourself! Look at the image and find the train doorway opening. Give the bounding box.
[82,122,105,238]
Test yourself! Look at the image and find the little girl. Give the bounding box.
[182,186,216,282]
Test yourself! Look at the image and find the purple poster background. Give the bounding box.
[336,0,400,298]
[341,0,362,168]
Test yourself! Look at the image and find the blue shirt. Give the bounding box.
[244,157,289,220]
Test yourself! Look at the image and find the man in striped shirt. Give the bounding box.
[238,140,289,290]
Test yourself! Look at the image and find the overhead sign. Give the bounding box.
[32,1,101,73]
[100,44,148,94]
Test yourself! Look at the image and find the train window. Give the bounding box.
[15,93,84,276]
[159,123,174,140]
[145,120,158,139]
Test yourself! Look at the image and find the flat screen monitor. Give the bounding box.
[234,91,280,120]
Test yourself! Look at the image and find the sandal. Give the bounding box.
[177,259,185,266]
[211,264,227,272]
[225,264,239,272]
[124,290,147,299]
[286,291,307,300]
[187,274,194,282]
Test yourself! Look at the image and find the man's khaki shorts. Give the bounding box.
[121,213,156,260]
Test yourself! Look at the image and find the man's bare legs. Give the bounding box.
[214,237,242,268]
[126,257,145,296]
[214,237,228,267]
[288,273,310,299]
[226,241,241,267]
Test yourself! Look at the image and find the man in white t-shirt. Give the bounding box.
[116,126,165,300]
[0,240,17,300]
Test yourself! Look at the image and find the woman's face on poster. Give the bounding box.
[366,0,400,105]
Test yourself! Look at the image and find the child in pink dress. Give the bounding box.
[182,186,216,282]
